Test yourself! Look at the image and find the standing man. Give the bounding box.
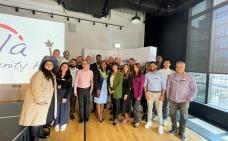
[156,55,163,70]
[86,55,92,70]
[59,50,70,64]
[107,56,114,71]
[115,56,122,71]
[144,62,166,134]
[167,61,197,140]
[128,58,136,73]
[69,59,79,120]
[158,60,174,126]
[63,50,70,61]
[76,56,83,69]
[74,60,94,123]
[90,54,102,113]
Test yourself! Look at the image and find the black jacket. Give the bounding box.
[56,74,72,98]
[94,69,109,91]
[122,74,132,97]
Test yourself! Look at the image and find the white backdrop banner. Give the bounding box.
[84,46,157,65]
[0,13,65,84]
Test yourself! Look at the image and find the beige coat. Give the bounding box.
[19,71,57,126]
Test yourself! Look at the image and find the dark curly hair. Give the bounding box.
[40,60,55,85]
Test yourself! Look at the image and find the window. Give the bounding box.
[187,0,228,111]
[186,14,211,72]
[208,74,228,110]
[213,0,227,6]
[210,4,228,73]
[190,72,207,103]
[191,0,211,16]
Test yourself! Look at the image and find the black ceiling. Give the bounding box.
[58,0,201,18]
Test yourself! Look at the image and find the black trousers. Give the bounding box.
[30,126,41,140]
[70,87,76,115]
[113,98,122,120]
[141,91,148,115]
[162,93,169,119]
[77,87,90,119]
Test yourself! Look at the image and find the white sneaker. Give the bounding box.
[145,122,152,129]
[60,124,67,131]
[158,125,164,134]
[55,125,60,132]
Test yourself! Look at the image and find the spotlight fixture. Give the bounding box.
[105,24,108,27]
[50,13,53,18]
[32,10,36,15]
[67,17,69,21]
[93,22,95,25]
[78,19,81,23]
[131,13,141,24]
[15,7,19,12]
[120,26,122,30]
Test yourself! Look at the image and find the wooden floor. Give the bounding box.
[46,109,207,141]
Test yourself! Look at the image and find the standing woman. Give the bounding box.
[94,61,109,122]
[19,57,57,141]
[55,62,72,132]
[108,62,124,125]
[121,64,132,124]
[132,63,145,127]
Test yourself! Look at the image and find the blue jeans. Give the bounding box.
[55,90,69,126]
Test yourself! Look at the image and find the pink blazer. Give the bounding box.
[132,74,145,99]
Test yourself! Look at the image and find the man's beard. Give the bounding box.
[70,65,76,68]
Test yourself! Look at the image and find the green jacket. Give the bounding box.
[108,72,124,99]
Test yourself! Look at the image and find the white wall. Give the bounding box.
[0,0,145,102]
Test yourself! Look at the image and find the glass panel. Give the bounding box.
[208,74,228,110]
[191,0,210,16]
[186,14,211,72]
[213,0,227,6]
[210,4,228,73]
[190,72,207,103]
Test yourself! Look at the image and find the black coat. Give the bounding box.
[122,74,132,97]
[94,70,109,91]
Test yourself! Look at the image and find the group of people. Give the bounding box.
[19,49,198,141]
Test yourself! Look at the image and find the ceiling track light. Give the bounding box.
[15,7,19,12]
[3,4,124,29]
[32,10,36,15]
[131,12,141,24]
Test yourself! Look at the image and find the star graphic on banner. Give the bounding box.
[45,39,54,56]
[45,39,53,48]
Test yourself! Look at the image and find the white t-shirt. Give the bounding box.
[158,68,174,81]
[70,67,79,86]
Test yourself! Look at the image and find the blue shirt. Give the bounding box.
[144,71,166,91]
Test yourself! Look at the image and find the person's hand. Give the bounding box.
[108,88,112,94]
[124,95,128,100]
[74,92,77,97]
[159,95,164,101]
[137,97,141,100]
[62,98,67,103]
[97,90,101,97]
[90,91,93,96]
[145,94,149,101]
